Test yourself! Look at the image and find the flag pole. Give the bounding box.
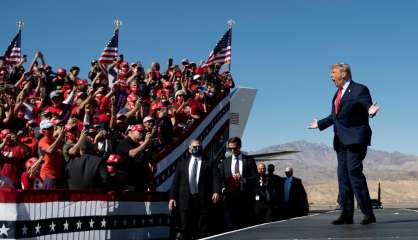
[113,19,122,33]
[17,20,23,64]
[227,19,235,72]
[16,20,24,31]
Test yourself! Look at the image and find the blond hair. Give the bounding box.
[331,63,352,80]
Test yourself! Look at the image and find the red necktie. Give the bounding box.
[334,87,343,113]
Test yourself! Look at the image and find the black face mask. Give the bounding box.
[191,146,202,157]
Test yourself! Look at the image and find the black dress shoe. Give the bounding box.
[360,216,376,225]
[331,217,353,225]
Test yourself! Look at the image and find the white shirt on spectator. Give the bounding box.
[231,153,243,176]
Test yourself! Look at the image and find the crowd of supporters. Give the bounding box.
[0,52,235,191]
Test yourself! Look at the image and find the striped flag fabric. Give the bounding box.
[0,189,169,239]
[205,28,232,67]
[98,29,119,67]
[3,30,22,67]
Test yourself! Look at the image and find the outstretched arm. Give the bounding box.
[309,114,333,130]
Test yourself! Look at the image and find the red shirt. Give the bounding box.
[0,144,26,185]
[39,136,64,181]
[187,98,204,117]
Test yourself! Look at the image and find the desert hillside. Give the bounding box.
[252,141,418,209]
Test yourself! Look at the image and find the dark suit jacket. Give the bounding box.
[65,154,108,189]
[170,156,221,211]
[220,154,257,195]
[318,81,373,149]
[286,177,309,215]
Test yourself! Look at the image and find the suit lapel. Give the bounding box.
[225,157,232,178]
[186,157,192,181]
[199,158,207,184]
[241,154,246,177]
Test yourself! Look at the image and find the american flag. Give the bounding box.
[205,28,232,67]
[98,29,119,67]
[3,30,22,67]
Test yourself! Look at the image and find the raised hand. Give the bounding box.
[368,102,380,118]
[308,119,318,129]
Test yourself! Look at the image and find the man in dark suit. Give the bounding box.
[65,138,108,189]
[267,164,285,220]
[282,167,309,218]
[169,139,220,240]
[309,63,380,225]
[221,137,257,230]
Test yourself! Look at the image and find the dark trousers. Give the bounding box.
[336,143,374,219]
[223,191,255,230]
[255,201,273,224]
[179,194,208,240]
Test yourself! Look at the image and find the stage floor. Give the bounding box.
[203,208,418,240]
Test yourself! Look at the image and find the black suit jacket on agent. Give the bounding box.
[220,154,257,195]
[65,154,109,189]
[170,156,221,211]
[318,81,373,149]
[286,177,309,214]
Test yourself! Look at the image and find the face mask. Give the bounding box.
[285,172,292,178]
[191,146,202,157]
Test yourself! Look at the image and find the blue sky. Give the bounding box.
[1,0,417,155]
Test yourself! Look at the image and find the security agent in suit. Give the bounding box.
[220,137,257,230]
[267,164,285,220]
[309,63,380,225]
[169,139,220,240]
[281,167,309,218]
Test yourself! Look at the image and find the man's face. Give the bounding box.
[129,130,142,142]
[228,142,241,156]
[330,67,346,88]
[43,127,54,138]
[144,120,154,130]
[257,164,266,174]
[268,165,274,174]
[188,140,202,154]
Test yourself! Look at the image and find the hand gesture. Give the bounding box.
[233,173,241,181]
[110,96,116,105]
[144,132,152,143]
[308,119,318,129]
[58,127,65,139]
[368,102,380,118]
[168,199,176,212]
[212,193,220,204]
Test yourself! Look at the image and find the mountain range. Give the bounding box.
[252,140,418,207]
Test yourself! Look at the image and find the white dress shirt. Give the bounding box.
[231,154,243,176]
[188,156,202,194]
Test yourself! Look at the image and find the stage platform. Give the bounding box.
[203,208,418,240]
